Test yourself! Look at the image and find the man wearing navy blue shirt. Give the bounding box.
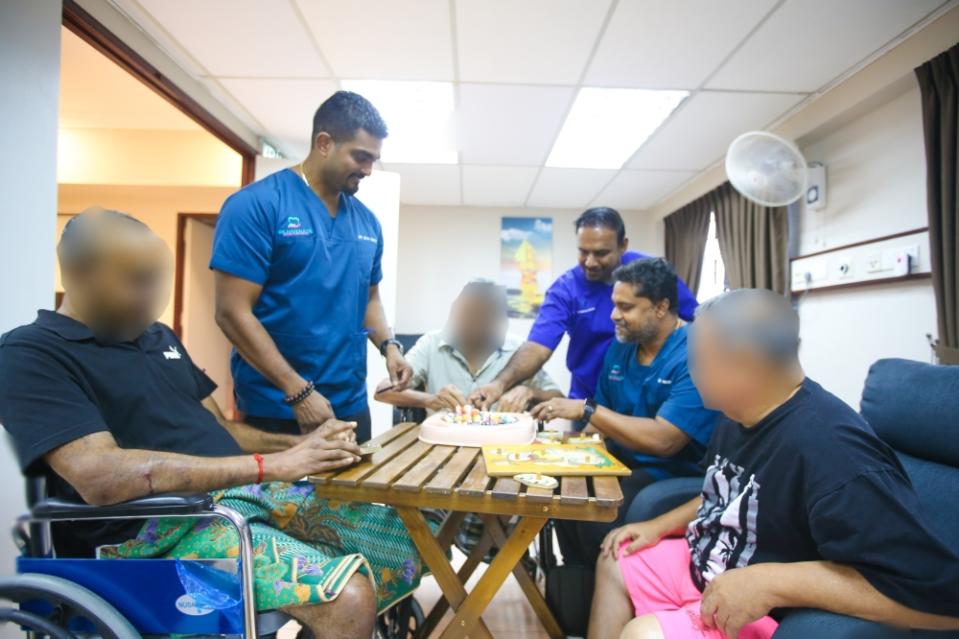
[212,92,412,443]
[470,207,697,411]
[531,258,718,566]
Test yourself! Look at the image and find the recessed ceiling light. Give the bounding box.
[341,80,458,164]
[546,88,688,170]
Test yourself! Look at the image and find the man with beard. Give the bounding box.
[469,207,697,415]
[213,91,412,443]
[530,258,718,567]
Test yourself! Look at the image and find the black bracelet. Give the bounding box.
[284,380,315,406]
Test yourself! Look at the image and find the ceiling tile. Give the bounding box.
[527,168,615,209]
[627,91,804,171]
[462,166,539,207]
[136,0,331,77]
[585,0,778,89]
[707,0,945,92]
[457,84,574,165]
[455,0,612,84]
[384,164,462,205]
[294,0,454,80]
[218,78,339,147]
[593,170,698,210]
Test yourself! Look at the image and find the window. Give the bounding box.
[697,212,727,302]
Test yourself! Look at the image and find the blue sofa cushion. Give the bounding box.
[860,358,959,467]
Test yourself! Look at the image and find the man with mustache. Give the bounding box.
[213,91,412,443]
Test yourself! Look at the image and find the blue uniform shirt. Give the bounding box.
[210,169,383,419]
[594,325,718,479]
[527,251,698,399]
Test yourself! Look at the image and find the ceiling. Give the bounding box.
[59,27,200,130]
[110,0,949,209]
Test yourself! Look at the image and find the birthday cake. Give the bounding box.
[418,405,537,447]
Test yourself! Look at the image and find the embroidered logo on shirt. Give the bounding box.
[657,378,673,385]
[357,234,377,243]
[577,306,596,314]
[608,364,624,382]
[163,345,182,361]
[278,215,314,238]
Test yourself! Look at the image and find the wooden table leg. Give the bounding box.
[435,510,467,549]
[396,506,494,639]
[481,515,564,639]
[439,517,547,639]
[419,525,495,638]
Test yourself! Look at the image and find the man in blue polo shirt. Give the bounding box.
[212,92,412,443]
[470,207,697,412]
[530,258,718,567]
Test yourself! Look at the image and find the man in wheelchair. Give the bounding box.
[0,208,426,639]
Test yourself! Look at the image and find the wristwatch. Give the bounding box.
[582,397,598,422]
[379,338,404,357]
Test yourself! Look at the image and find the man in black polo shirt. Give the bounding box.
[0,208,424,639]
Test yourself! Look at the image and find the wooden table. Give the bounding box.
[308,422,624,639]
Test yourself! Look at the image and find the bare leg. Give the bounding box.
[283,573,377,639]
[588,552,637,639]
[620,615,665,639]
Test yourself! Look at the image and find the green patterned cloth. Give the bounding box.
[99,482,426,612]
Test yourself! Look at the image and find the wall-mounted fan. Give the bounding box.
[725,131,819,207]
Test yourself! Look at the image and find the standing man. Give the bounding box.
[470,207,697,412]
[212,91,412,443]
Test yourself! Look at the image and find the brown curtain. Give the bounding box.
[916,43,959,364]
[664,197,712,295]
[711,182,788,293]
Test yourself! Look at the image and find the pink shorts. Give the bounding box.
[618,538,778,639]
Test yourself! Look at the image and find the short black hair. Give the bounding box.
[311,91,388,144]
[613,257,678,312]
[574,207,626,244]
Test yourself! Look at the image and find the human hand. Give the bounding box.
[530,398,585,422]
[266,420,361,480]
[385,348,414,392]
[700,565,778,639]
[316,419,357,443]
[429,385,469,412]
[291,390,335,433]
[467,380,505,410]
[495,385,534,413]
[600,520,667,558]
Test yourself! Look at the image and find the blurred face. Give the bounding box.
[66,229,172,342]
[688,316,756,413]
[316,128,382,195]
[448,294,506,351]
[610,281,668,345]
[577,226,627,282]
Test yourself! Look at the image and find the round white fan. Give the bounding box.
[725,131,808,207]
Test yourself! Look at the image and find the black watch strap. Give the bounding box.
[582,397,598,422]
[379,338,403,356]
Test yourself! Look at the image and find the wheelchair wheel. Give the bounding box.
[376,596,424,639]
[0,573,140,639]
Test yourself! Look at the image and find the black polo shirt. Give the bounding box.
[0,310,243,556]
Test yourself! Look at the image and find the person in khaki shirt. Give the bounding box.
[375,279,562,413]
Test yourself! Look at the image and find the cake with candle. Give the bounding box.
[418,404,537,447]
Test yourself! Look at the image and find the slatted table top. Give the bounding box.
[308,422,624,522]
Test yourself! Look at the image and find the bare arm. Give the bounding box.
[468,341,554,408]
[44,425,361,506]
[600,496,701,557]
[364,284,413,390]
[201,397,299,453]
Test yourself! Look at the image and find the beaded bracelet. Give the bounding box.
[283,380,315,406]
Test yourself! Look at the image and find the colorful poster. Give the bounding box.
[500,217,552,319]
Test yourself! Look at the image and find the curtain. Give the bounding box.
[664,197,712,295]
[916,42,959,365]
[710,182,788,294]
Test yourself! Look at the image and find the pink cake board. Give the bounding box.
[418,411,537,447]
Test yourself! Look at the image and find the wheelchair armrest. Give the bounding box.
[30,492,214,521]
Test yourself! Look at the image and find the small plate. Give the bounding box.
[358,443,381,456]
[514,473,559,490]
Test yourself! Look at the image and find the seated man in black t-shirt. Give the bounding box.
[0,208,424,639]
[588,289,959,639]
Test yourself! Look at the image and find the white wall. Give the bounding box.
[795,82,937,407]
[393,205,657,394]
[0,0,61,606]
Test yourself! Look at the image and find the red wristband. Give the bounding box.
[253,453,264,483]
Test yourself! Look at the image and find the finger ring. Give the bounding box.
[547,406,553,412]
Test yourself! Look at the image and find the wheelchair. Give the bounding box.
[0,478,424,639]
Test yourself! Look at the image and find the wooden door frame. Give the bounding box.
[172,213,219,337]
[62,0,257,184]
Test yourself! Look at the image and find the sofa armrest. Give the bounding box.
[773,609,912,639]
[30,492,213,521]
[626,477,703,522]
